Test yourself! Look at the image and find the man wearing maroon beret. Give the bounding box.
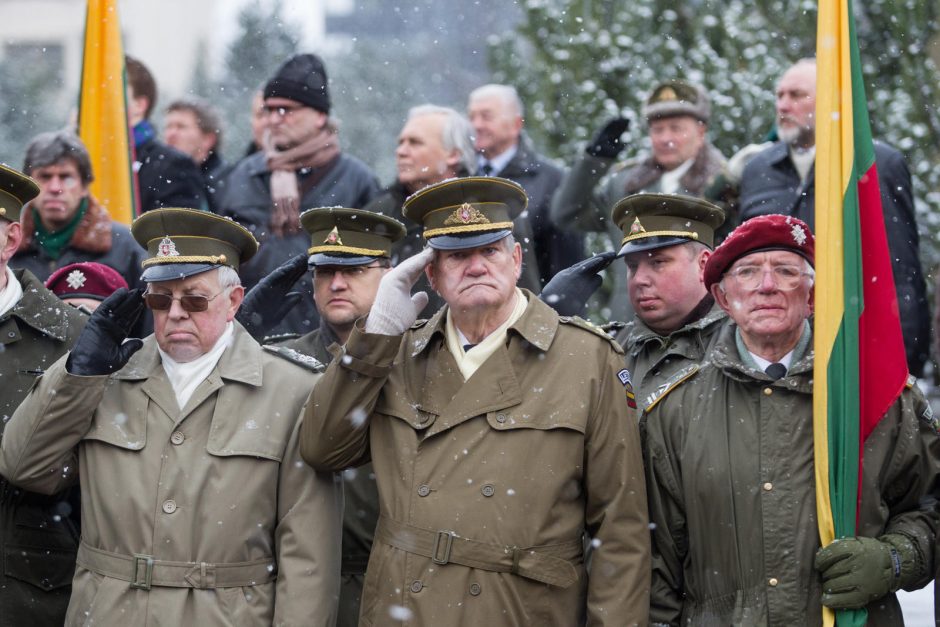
[642,214,940,625]
[45,262,129,312]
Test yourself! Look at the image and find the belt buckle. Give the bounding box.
[130,554,154,590]
[432,530,455,565]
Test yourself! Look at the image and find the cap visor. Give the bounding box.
[141,263,222,283]
[309,253,380,267]
[428,230,511,251]
[617,235,694,257]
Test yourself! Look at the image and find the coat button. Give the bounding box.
[481,484,495,497]
[763,482,773,491]
[495,413,507,423]
[162,499,177,514]
[170,431,185,445]
[7,331,15,338]
[768,577,779,587]
[469,582,481,596]
[763,387,773,396]
[417,484,431,497]
[410,580,423,593]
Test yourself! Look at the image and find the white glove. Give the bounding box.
[365,247,434,335]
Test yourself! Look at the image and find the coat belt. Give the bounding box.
[76,541,276,590]
[375,515,582,588]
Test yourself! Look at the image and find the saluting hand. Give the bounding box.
[236,253,308,340]
[365,247,434,336]
[66,288,145,376]
[539,251,618,317]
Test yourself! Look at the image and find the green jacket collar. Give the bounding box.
[4,268,75,341]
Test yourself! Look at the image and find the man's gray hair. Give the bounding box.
[218,266,242,289]
[468,84,524,118]
[407,105,477,175]
[23,131,94,184]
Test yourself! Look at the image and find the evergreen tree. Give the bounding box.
[490,0,940,263]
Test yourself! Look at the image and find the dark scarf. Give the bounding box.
[674,293,715,330]
[32,198,88,260]
[133,120,156,148]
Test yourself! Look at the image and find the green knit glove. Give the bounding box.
[814,534,917,609]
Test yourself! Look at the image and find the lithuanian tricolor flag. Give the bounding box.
[813,0,909,625]
[78,0,138,224]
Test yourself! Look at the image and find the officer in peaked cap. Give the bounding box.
[612,192,724,255]
[266,206,406,627]
[642,79,711,123]
[0,166,88,626]
[300,175,650,625]
[0,204,344,623]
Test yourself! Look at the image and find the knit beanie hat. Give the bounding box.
[263,54,331,114]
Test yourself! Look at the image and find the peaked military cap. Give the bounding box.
[132,207,259,282]
[642,80,710,123]
[402,176,527,250]
[301,207,406,266]
[612,193,725,256]
[0,163,40,223]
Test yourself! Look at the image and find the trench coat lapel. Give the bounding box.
[115,339,180,423]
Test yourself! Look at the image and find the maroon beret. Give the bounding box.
[45,262,129,301]
[704,214,815,290]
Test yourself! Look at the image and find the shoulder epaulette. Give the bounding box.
[262,344,326,373]
[262,332,300,344]
[643,364,701,414]
[559,315,623,353]
[600,320,628,333]
[410,317,430,329]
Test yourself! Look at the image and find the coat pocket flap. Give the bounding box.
[484,410,586,434]
[374,395,432,429]
[82,411,147,451]
[4,544,76,591]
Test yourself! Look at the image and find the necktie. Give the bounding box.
[480,162,493,176]
[765,363,787,380]
[463,344,477,352]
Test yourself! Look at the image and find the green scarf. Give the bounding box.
[33,198,88,260]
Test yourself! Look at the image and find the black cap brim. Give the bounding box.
[308,253,380,267]
[428,230,511,251]
[141,263,223,283]
[617,235,696,257]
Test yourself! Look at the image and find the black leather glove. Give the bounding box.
[236,253,308,340]
[66,288,145,376]
[539,251,618,317]
[585,117,630,159]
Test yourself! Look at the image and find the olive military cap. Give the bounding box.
[132,207,259,282]
[612,193,726,256]
[301,207,407,266]
[642,80,711,123]
[402,177,527,250]
[0,163,40,223]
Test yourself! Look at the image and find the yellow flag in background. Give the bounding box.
[78,0,137,224]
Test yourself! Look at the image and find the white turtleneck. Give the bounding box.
[0,266,24,317]
[157,321,234,410]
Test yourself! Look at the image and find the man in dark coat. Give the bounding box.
[738,58,929,376]
[551,80,729,319]
[125,56,207,213]
[218,53,379,337]
[0,164,86,626]
[468,84,582,285]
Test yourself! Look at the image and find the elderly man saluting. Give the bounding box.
[643,215,940,625]
[0,208,342,625]
[302,177,650,626]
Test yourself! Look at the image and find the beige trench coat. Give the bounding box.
[0,324,342,626]
[302,293,650,626]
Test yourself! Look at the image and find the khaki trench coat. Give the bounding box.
[609,303,726,411]
[280,322,379,627]
[643,322,940,625]
[0,323,343,626]
[0,268,86,625]
[302,293,650,626]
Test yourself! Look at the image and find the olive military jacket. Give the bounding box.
[0,323,343,626]
[280,322,379,627]
[643,322,940,625]
[608,303,726,412]
[301,292,651,626]
[0,269,86,625]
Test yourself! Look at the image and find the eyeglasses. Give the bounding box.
[143,290,225,312]
[726,264,813,291]
[263,104,306,118]
[312,264,388,281]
